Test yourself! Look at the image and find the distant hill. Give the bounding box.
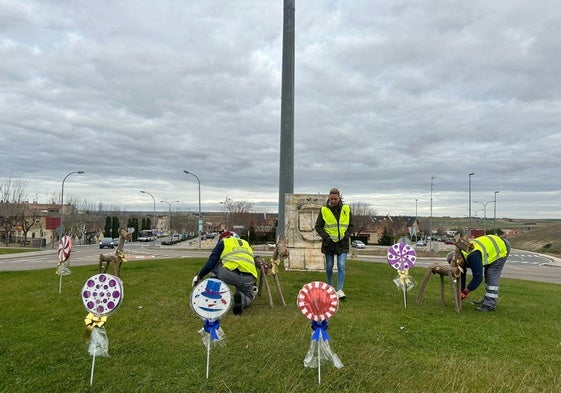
[508,221,561,255]
[422,217,561,256]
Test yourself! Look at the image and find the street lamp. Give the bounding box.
[61,170,85,237]
[220,199,231,231]
[183,170,201,250]
[140,190,156,245]
[429,176,435,251]
[414,198,418,241]
[494,190,500,234]
[160,200,179,242]
[473,200,493,235]
[468,172,475,219]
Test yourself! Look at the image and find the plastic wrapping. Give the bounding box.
[393,271,417,291]
[198,326,225,348]
[55,263,71,276]
[88,327,110,357]
[303,338,343,369]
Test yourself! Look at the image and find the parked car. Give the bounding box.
[416,240,427,247]
[99,237,115,249]
[351,240,366,249]
[113,238,120,247]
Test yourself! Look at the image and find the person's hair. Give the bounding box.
[329,188,340,196]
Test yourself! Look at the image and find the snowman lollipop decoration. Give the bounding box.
[190,278,232,379]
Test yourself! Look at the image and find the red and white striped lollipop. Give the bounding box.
[387,242,417,270]
[297,281,339,322]
[58,235,72,262]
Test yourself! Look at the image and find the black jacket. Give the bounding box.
[314,200,354,255]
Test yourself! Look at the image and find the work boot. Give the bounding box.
[475,305,495,312]
[233,293,243,315]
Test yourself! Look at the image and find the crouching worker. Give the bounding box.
[192,231,258,315]
[452,234,510,312]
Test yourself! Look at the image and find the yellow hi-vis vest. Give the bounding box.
[221,237,258,278]
[461,235,508,266]
[321,205,351,242]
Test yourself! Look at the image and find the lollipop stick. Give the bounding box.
[90,352,96,386]
[403,283,408,308]
[317,339,321,384]
[205,333,211,379]
[58,269,63,294]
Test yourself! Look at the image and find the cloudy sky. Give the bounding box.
[1,0,560,219]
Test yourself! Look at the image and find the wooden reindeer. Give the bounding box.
[98,229,132,277]
[254,237,288,307]
[416,235,466,313]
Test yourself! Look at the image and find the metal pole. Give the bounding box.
[468,172,475,220]
[160,200,179,242]
[473,201,490,235]
[183,171,202,250]
[61,171,84,237]
[429,177,435,251]
[140,190,156,245]
[494,191,499,234]
[415,198,418,241]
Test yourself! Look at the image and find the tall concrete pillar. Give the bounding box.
[277,0,295,239]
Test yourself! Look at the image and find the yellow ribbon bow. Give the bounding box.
[270,258,280,275]
[84,313,108,339]
[117,249,127,262]
[397,270,412,286]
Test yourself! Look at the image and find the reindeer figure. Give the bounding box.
[98,229,132,277]
[416,234,466,313]
[254,237,288,307]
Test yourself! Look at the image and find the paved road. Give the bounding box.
[1,243,560,284]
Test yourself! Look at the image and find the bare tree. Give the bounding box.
[349,202,377,236]
[0,176,29,246]
[222,196,255,234]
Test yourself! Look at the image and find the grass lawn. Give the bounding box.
[0,248,40,255]
[1,257,561,393]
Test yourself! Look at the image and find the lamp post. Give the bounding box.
[140,190,156,245]
[429,176,435,251]
[61,170,84,237]
[220,198,231,231]
[160,200,179,242]
[473,200,493,235]
[183,170,201,250]
[468,172,475,219]
[414,198,418,241]
[494,190,500,234]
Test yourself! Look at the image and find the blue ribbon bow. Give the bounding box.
[203,318,221,341]
[311,320,330,341]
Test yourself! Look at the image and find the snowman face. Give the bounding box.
[190,279,232,319]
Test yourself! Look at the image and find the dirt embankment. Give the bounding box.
[507,222,561,255]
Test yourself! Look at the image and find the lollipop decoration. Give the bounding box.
[190,278,232,379]
[81,273,124,385]
[297,281,343,385]
[56,235,72,294]
[387,242,417,308]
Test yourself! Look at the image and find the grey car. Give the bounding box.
[99,237,115,249]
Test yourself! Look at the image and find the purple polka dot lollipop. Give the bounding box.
[81,274,124,316]
[387,242,417,270]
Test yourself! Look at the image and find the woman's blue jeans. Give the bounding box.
[325,253,347,291]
